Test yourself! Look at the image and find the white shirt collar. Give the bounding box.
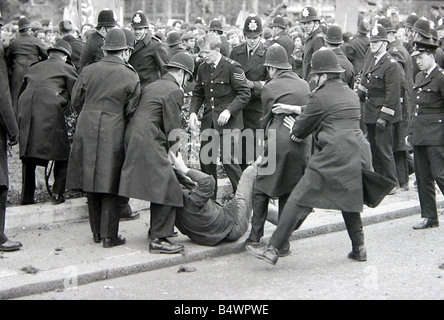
[213,54,222,68]
[426,63,438,77]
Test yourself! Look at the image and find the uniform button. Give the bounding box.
[415,113,418,116]
[417,96,420,99]
[211,81,213,84]
[221,82,224,84]
[210,89,213,92]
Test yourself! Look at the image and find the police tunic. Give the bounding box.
[229,42,269,131]
[190,56,251,133]
[411,65,444,218]
[332,47,355,89]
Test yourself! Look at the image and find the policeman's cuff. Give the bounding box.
[379,106,395,122]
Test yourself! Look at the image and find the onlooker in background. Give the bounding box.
[290,32,303,77]
[166,31,185,60]
[17,40,78,205]
[7,16,47,115]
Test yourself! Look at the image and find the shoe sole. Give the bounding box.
[149,248,184,254]
[413,224,439,230]
[0,247,22,252]
[245,246,277,265]
[119,214,141,221]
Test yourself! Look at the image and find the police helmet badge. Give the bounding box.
[249,19,258,32]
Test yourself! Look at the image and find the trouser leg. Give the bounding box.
[414,146,438,219]
[341,211,365,249]
[269,200,312,251]
[239,128,258,172]
[248,189,269,242]
[21,159,36,204]
[394,151,409,187]
[149,203,176,239]
[200,134,218,199]
[428,146,444,196]
[87,193,101,235]
[52,160,68,196]
[0,188,8,244]
[100,194,120,239]
[221,130,243,193]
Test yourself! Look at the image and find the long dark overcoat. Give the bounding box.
[17,56,78,161]
[119,74,184,207]
[6,33,47,112]
[256,69,311,197]
[66,55,140,195]
[0,45,18,188]
[289,79,373,213]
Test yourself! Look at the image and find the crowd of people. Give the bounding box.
[0,2,443,268]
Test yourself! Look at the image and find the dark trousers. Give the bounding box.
[248,189,290,243]
[149,203,176,239]
[413,145,444,219]
[21,158,68,204]
[86,193,120,239]
[200,130,243,199]
[269,193,364,251]
[394,151,409,188]
[0,188,8,244]
[366,123,399,185]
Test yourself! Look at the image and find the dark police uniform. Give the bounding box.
[359,52,402,185]
[62,34,84,70]
[270,30,294,60]
[301,27,325,81]
[332,47,355,89]
[229,41,269,169]
[342,32,370,75]
[190,56,251,196]
[128,35,169,89]
[411,65,444,220]
[77,31,105,73]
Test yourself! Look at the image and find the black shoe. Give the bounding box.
[277,242,292,257]
[0,240,23,252]
[119,211,140,221]
[347,245,367,262]
[149,238,184,254]
[245,243,279,265]
[103,235,126,248]
[51,194,65,205]
[93,233,102,243]
[413,218,439,230]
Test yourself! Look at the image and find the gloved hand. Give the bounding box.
[376,118,387,132]
[8,135,18,146]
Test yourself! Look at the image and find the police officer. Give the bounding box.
[18,40,78,205]
[403,14,420,54]
[229,14,269,170]
[129,10,169,89]
[342,19,371,75]
[245,44,311,248]
[78,9,117,73]
[378,17,415,191]
[189,33,251,196]
[409,40,444,230]
[58,20,84,71]
[67,29,141,248]
[0,21,22,252]
[299,6,325,81]
[358,25,401,190]
[207,19,230,57]
[269,15,294,60]
[246,49,375,265]
[7,16,47,115]
[325,25,355,89]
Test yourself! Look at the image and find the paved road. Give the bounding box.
[18,214,443,300]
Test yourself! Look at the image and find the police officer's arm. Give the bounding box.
[379,61,401,123]
[0,61,18,144]
[189,64,205,131]
[289,94,324,141]
[124,79,141,122]
[153,42,169,76]
[225,63,251,116]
